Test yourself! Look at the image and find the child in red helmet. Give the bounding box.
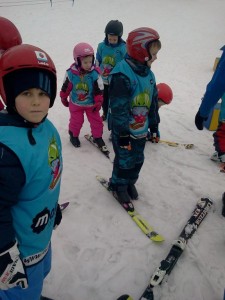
[60,42,109,153]
[147,82,173,142]
[0,44,62,300]
[108,27,161,204]
[0,16,22,111]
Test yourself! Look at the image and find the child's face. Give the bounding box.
[107,34,119,45]
[147,44,160,67]
[15,88,50,123]
[81,56,93,71]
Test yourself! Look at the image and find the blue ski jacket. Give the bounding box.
[108,56,159,139]
[198,46,225,118]
[0,112,62,265]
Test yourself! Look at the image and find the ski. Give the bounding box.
[96,176,164,242]
[59,201,70,212]
[84,134,110,159]
[159,139,194,149]
[118,198,213,300]
[135,197,213,300]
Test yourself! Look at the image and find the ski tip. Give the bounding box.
[117,295,133,300]
[149,233,165,242]
[59,201,70,211]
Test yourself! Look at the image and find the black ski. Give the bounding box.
[84,134,110,159]
[119,197,213,300]
[59,201,70,212]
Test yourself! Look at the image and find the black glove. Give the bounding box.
[119,133,131,149]
[0,241,28,290]
[54,204,62,229]
[195,111,207,130]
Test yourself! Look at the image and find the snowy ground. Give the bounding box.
[1,0,225,299]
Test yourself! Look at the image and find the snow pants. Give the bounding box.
[213,122,225,156]
[69,104,103,138]
[0,246,51,300]
[111,134,146,185]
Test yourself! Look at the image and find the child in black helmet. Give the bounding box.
[0,44,62,300]
[96,20,126,121]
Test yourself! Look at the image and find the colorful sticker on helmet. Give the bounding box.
[35,51,48,63]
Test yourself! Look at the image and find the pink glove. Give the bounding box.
[93,94,103,112]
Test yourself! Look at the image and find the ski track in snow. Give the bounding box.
[2,0,225,299]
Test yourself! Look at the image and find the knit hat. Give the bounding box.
[3,68,52,111]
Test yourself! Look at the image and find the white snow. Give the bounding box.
[1,0,225,299]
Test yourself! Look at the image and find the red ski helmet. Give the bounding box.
[0,44,57,108]
[0,17,22,52]
[126,27,160,63]
[73,42,94,64]
[157,83,173,104]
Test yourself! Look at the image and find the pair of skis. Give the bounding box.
[117,197,213,300]
[96,176,164,242]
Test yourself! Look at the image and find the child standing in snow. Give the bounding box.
[0,16,22,111]
[60,42,108,153]
[108,27,161,203]
[96,20,126,120]
[147,82,173,142]
[195,45,225,216]
[0,44,62,300]
[195,45,225,162]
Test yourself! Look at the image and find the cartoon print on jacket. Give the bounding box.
[48,136,62,189]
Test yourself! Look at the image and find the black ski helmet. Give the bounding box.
[105,20,123,37]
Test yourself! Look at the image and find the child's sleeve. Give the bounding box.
[96,44,102,66]
[198,46,225,118]
[108,73,131,134]
[93,75,103,110]
[60,72,73,107]
[0,145,25,251]
[148,83,160,130]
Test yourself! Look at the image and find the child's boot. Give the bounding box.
[93,137,109,153]
[69,131,80,148]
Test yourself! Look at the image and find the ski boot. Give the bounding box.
[93,137,109,155]
[69,131,80,148]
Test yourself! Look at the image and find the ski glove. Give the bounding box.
[54,204,62,229]
[0,241,28,290]
[119,133,131,150]
[195,110,207,130]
